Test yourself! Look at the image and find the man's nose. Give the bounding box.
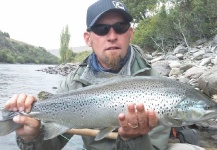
[107,27,117,41]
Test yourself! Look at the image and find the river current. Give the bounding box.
[0,64,83,150]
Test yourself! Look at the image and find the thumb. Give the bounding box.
[13,115,40,128]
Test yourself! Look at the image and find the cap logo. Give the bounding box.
[112,1,125,10]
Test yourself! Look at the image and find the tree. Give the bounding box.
[59,25,72,63]
[121,0,158,22]
[3,32,10,38]
[131,0,217,53]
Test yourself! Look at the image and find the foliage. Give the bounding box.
[0,30,58,64]
[71,50,92,63]
[121,0,158,22]
[131,0,217,52]
[59,25,74,63]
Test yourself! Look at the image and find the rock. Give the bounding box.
[180,64,194,72]
[152,60,171,76]
[211,45,217,53]
[37,63,78,76]
[195,38,207,46]
[184,67,204,79]
[173,45,187,54]
[151,55,165,63]
[178,76,189,84]
[169,68,180,77]
[212,56,217,65]
[211,135,217,140]
[213,94,217,102]
[145,54,153,60]
[165,52,179,60]
[211,35,217,47]
[189,78,199,88]
[189,48,199,53]
[152,51,164,57]
[176,53,184,59]
[193,50,205,60]
[169,61,181,68]
[198,66,217,97]
[199,57,212,66]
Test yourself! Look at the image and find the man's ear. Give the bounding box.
[129,27,134,42]
[84,32,91,46]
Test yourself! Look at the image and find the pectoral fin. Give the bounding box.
[95,127,116,141]
[42,122,70,140]
[159,116,183,127]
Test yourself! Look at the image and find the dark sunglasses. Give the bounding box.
[87,22,130,36]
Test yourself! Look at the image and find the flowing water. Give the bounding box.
[0,64,84,150]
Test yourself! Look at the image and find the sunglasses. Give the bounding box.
[87,22,130,36]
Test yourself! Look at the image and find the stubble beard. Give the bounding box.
[101,52,122,71]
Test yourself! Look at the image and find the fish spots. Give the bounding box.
[26,75,215,129]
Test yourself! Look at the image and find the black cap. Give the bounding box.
[86,0,133,29]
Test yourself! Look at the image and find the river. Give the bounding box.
[0,64,84,150]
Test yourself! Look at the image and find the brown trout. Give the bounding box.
[0,75,216,140]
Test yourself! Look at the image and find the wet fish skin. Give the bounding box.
[0,75,217,140]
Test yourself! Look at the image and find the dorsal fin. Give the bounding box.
[37,91,54,100]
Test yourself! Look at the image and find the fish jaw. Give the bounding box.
[177,107,217,124]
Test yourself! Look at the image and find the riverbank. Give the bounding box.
[36,63,78,76]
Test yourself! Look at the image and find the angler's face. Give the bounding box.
[84,12,133,70]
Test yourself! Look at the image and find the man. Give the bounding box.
[5,0,204,149]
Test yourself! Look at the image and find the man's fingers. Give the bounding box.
[147,110,158,129]
[13,115,39,128]
[5,94,18,111]
[118,113,128,130]
[118,113,133,140]
[136,103,148,130]
[17,94,27,112]
[24,95,36,113]
[5,94,36,113]
[118,103,158,140]
[13,115,41,139]
[127,103,138,128]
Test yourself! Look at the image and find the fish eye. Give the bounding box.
[204,105,212,110]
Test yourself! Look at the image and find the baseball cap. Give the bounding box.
[86,0,133,29]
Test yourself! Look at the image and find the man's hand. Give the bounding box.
[118,103,158,140]
[5,94,41,142]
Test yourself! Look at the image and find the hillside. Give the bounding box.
[48,45,92,58]
[0,30,58,64]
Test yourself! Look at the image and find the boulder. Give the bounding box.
[198,66,217,97]
[211,35,217,47]
[184,67,204,79]
[152,60,171,76]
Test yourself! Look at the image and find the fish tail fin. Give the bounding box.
[0,120,22,136]
[0,109,22,136]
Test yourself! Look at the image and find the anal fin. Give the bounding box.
[95,127,116,141]
[42,122,70,140]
